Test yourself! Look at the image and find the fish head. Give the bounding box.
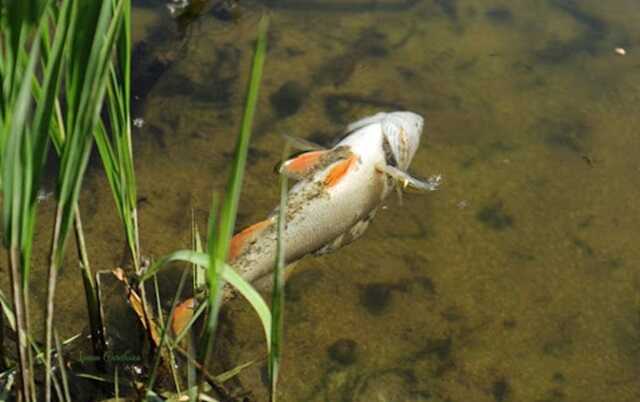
[382,111,424,171]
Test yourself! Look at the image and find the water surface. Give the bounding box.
[6,0,640,400]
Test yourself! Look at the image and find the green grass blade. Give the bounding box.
[214,359,258,383]
[53,331,72,402]
[45,2,127,400]
[54,0,125,250]
[114,366,120,401]
[32,0,72,170]
[191,210,206,289]
[198,14,270,379]
[1,29,41,249]
[211,14,269,266]
[94,0,140,272]
[145,267,190,394]
[269,145,289,401]
[0,369,15,400]
[0,22,42,402]
[0,289,16,332]
[200,192,222,367]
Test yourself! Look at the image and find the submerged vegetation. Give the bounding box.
[0,1,280,401]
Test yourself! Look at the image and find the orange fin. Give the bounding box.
[324,155,358,188]
[228,218,272,261]
[171,297,195,336]
[279,150,328,180]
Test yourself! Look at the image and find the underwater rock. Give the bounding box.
[492,378,510,402]
[327,339,359,366]
[269,81,307,118]
[476,202,514,231]
[359,283,394,315]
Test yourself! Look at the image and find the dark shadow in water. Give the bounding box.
[359,277,436,315]
[476,201,514,231]
[132,41,173,115]
[492,378,510,402]
[536,0,610,63]
[327,338,359,365]
[535,117,591,154]
[270,81,309,118]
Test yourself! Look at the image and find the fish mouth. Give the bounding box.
[384,111,424,170]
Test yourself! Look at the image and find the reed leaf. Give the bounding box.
[269,145,289,401]
[0,289,16,332]
[145,267,190,394]
[94,0,140,271]
[45,1,127,400]
[197,15,270,383]
[0,13,45,399]
[53,331,72,402]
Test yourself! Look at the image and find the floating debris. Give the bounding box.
[133,117,145,128]
[36,189,54,202]
[166,0,189,17]
[614,47,626,55]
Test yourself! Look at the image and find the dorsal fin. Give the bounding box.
[279,146,354,181]
[279,150,328,180]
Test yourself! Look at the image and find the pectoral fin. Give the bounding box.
[376,164,442,192]
[324,154,358,188]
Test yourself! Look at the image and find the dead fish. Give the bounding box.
[230,111,441,291]
[170,111,441,334]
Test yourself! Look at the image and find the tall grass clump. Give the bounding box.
[1,1,123,399]
[1,0,138,400]
[1,0,286,399]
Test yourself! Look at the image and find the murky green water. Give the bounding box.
[3,0,640,400]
